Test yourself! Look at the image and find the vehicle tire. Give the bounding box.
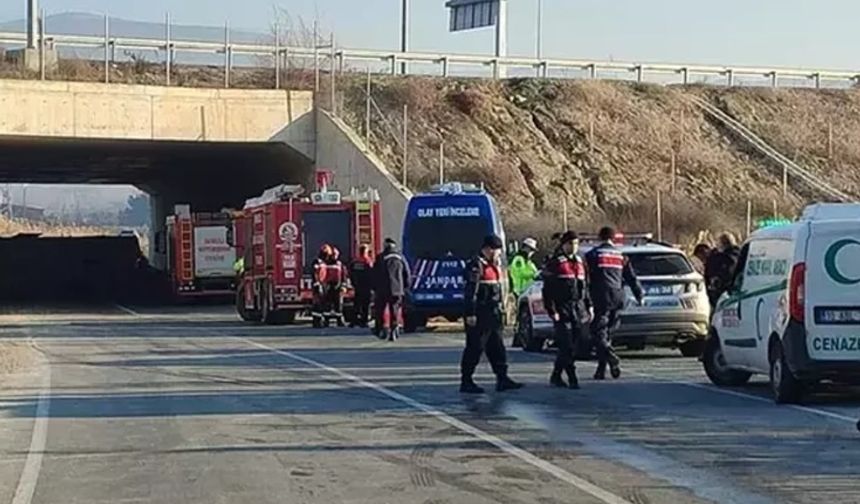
[770,341,802,404]
[273,310,297,325]
[519,308,544,353]
[703,335,752,387]
[680,340,706,358]
[404,311,426,333]
[236,282,260,322]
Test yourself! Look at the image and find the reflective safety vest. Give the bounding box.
[509,252,539,296]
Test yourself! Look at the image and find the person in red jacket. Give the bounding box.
[349,244,374,328]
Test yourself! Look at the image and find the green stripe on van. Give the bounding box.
[716,280,787,311]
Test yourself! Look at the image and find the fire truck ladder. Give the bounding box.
[354,189,378,253]
[178,218,195,282]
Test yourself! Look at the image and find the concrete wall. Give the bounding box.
[269,111,316,160]
[315,110,412,241]
[0,79,312,141]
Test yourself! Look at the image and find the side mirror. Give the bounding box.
[226,226,235,247]
[154,231,165,254]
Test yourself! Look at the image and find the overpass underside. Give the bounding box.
[0,135,314,278]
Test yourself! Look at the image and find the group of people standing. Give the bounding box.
[691,233,741,308]
[346,238,411,342]
[459,227,643,394]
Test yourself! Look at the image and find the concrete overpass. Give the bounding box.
[0,78,409,268]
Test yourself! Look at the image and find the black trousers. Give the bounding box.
[460,321,508,379]
[553,314,585,374]
[353,288,371,325]
[590,305,621,370]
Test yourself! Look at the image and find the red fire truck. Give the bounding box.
[233,176,382,324]
[164,205,237,299]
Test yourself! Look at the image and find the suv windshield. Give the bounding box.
[628,252,693,276]
[406,216,488,259]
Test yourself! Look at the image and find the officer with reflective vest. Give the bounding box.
[584,226,643,380]
[325,247,347,327]
[311,244,334,327]
[542,231,588,389]
[460,234,524,394]
[509,237,539,297]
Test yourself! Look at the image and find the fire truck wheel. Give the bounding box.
[236,287,259,322]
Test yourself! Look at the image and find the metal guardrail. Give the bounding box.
[690,95,854,202]
[2,28,860,88]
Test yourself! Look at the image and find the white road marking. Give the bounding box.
[12,356,51,504]
[115,304,141,317]
[240,337,634,504]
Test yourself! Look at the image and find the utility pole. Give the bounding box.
[400,0,410,75]
[536,0,543,60]
[494,0,508,78]
[27,0,38,49]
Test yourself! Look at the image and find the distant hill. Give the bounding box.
[0,12,267,44]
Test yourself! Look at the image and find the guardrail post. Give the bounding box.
[337,51,344,74]
[726,69,734,87]
[492,59,500,79]
[440,57,449,77]
[103,14,110,84]
[390,55,397,75]
[165,12,171,87]
[681,67,689,85]
[635,65,643,83]
[274,23,280,90]
[540,61,548,78]
[770,71,778,88]
[588,64,597,79]
[223,21,231,89]
[813,73,821,89]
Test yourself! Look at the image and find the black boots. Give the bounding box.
[551,367,579,389]
[460,377,485,394]
[496,375,524,392]
[594,362,620,380]
[550,370,567,388]
[610,363,621,379]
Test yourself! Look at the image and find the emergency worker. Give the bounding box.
[324,247,347,327]
[584,226,643,380]
[460,234,524,394]
[373,238,410,341]
[349,244,374,328]
[311,244,333,327]
[542,231,588,389]
[705,233,740,308]
[509,237,540,297]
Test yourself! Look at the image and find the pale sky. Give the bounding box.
[0,0,858,70]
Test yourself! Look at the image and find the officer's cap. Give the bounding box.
[482,234,504,250]
[558,231,579,244]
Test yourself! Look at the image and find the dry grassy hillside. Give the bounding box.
[339,77,859,243]
[0,216,112,237]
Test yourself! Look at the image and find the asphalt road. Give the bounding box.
[1,305,860,504]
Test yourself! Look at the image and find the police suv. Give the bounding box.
[514,234,710,357]
[705,204,860,403]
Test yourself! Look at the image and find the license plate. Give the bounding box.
[644,284,675,296]
[645,298,680,307]
[815,307,860,325]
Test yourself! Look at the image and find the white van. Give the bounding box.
[704,203,860,403]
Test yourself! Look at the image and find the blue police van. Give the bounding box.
[401,182,507,331]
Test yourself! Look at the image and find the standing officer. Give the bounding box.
[460,234,524,394]
[373,238,410,341]
[584,226,643,380]
[349,244,374,328]
[509,237,540,298]
[311,244,333,328]
[542,231,588,389]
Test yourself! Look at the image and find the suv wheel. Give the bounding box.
[703,335,752,387]
[770,341,802,404]
[519,308,544,353]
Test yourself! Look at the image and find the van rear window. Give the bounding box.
[628,253,693,276]
[406,217,488,259]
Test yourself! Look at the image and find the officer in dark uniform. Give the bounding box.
[542,231,588,389]
[584,226,643,380]
[460,234,524,394]
[349,244,374,327]
[373,238,410,342]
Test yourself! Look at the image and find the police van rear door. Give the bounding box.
[805,219,860,362]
